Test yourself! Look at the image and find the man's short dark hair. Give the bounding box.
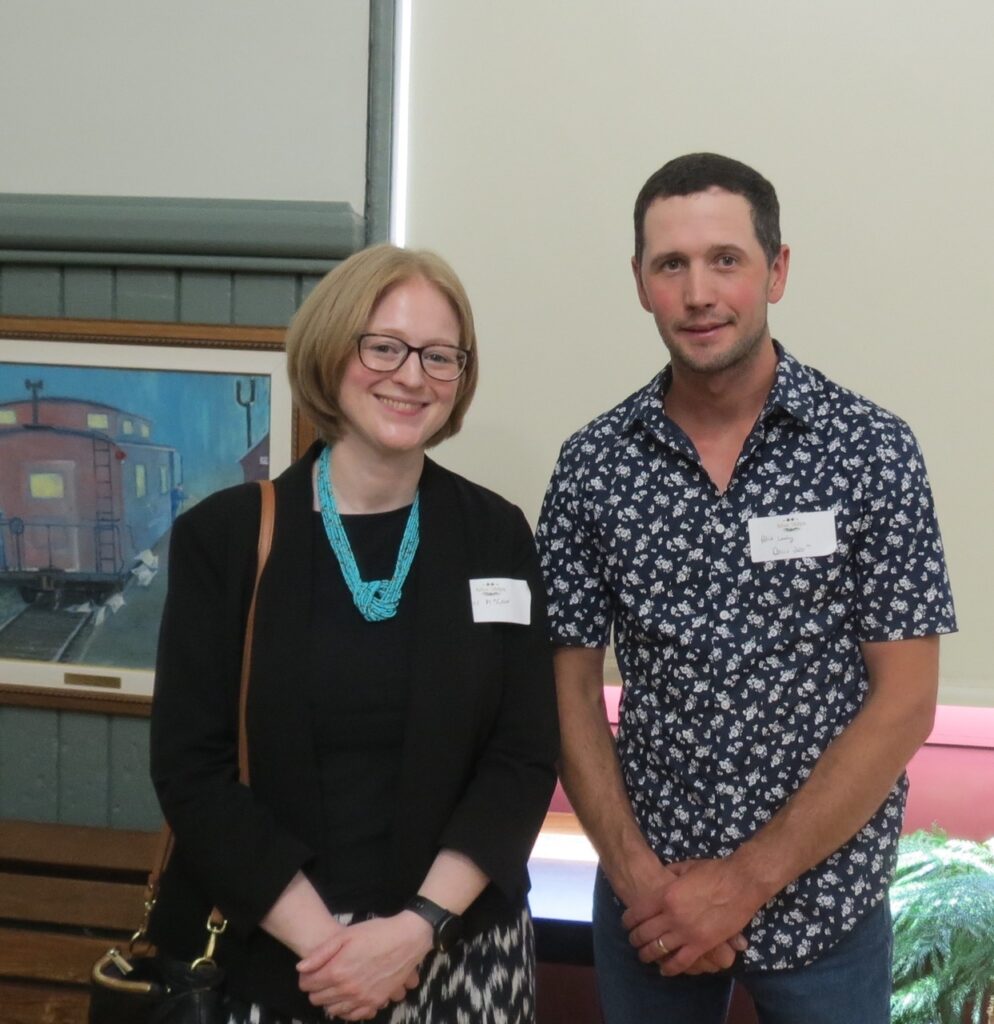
[633,153,781,267]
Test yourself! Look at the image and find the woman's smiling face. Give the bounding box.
[336,275,462,461]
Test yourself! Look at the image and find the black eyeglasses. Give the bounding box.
[356,333,470,382]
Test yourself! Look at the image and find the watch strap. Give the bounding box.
[404,895,461,951]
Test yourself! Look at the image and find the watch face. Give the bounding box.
[436,913,463,952]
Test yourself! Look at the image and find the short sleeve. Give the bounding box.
[535,441,614,647]
[854,424,957,641]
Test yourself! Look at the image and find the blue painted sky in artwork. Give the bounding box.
[0,362,271,498]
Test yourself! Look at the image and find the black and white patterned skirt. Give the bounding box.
[224,906,535,1024]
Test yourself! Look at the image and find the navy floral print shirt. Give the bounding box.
[536,344,956,969]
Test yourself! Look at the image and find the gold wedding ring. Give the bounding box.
[655,937,669,955]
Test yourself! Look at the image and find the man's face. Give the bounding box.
[632,187,789,376]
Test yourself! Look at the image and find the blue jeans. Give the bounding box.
[592,869,893,1024]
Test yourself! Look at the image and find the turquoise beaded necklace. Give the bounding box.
[316,447,420,622]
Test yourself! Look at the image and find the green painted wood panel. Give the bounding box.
[232,273,299,327]
[63,266,116,318]
[299,273,325,306]
[0,265,327,326]
[0,196,364,261]
[0,708,159,829]
[58,712,110,825]
[0,707,59,821]
[108,716,161,830]
[115,268,180,321]
[179,270,234,324]
[0,264,63,316]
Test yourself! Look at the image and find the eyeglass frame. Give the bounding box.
[355,333,472,381]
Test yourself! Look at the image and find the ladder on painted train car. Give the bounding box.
[91,438,121,574]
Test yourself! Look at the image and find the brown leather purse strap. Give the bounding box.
[238,478,275,785]
[146,479,276,896]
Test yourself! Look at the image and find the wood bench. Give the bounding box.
[0,819,160,1024]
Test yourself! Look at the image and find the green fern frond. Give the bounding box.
[891,830,994,1024]
[891,973,941,1024]
[941,974,994,1024]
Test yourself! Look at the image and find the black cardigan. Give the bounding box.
[148,446,559,1019]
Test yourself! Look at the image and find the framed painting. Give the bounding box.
[0,317,314,714]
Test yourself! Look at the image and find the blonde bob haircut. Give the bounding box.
[286,243,479,447]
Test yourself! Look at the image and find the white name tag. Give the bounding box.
[469,578,531,625]
[748,511,837,563]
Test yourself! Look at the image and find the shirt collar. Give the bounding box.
[621,341,820,438]
[763,342,820,430]
[619,370,672,439]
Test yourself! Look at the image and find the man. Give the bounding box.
[535,153,956,1023]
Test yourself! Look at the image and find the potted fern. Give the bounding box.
[890,829,994,1024]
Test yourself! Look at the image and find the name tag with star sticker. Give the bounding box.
[469,578,531,624]
[748,510,837,563]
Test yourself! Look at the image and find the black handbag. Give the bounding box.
[89,945,225,1024]
[89,480,275,1024]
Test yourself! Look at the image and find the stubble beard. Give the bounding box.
[663,319,770,378]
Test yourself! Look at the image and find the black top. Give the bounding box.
[309,506,414,910]
[149,445,558,1020]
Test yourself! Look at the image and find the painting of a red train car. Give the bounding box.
[0,349,282,682]
[0,396,179,604]
[0,325,295,697]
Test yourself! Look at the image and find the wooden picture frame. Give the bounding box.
[0,316,314,715]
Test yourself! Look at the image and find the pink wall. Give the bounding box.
[904,705,994,840]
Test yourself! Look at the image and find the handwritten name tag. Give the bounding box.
[748,511,837,563]
[469,578,531,625]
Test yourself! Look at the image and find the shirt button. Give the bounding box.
[714,523,726,535]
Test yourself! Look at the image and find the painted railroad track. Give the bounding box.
[0,605,94,662]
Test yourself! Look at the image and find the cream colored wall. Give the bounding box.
[405,0,994,706]
[0,0,369,209]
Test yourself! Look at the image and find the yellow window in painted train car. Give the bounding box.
[30,472,65,499]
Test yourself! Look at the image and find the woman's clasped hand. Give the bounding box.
[297,915,428,1020]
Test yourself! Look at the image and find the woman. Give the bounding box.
[149,245,559,1023]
